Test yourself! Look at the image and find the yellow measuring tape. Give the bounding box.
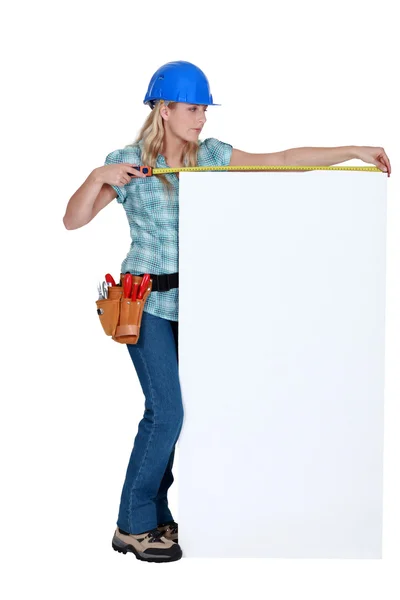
[150,165,381,174]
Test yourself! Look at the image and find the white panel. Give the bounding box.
[178,171,387,558]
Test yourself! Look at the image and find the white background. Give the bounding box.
[1,0,399,597]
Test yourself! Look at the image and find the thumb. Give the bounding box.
[376,160,387,172]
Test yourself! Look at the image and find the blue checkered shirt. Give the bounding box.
[104,137,233,321]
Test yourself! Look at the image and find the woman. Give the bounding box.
[63,60,391,563]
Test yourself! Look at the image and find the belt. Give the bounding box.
[130,272,179,292]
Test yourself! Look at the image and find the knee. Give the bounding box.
[176,405,184,429]
[170,404,184,431]
[157,404,183,434]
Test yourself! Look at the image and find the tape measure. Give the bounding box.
[134,165,381,176]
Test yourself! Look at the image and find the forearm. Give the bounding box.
[283,146,357,167]
[63,169,103,230]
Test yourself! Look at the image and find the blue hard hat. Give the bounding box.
[143,60,221,109]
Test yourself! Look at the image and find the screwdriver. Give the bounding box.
[123,273,132,298]
[137,274,151,300]
[131,283,139,301]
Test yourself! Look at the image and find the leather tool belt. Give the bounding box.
[96,272,179,345]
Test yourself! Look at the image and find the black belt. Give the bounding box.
[135,272,179,292]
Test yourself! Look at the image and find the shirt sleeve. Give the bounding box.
[201,137,233,166]
[104,149,130,204]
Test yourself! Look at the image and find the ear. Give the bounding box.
[160,106,170,121]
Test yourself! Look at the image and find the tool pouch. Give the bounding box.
[95,273,152,345]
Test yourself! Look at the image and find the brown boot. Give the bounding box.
[157,520,178,544]
[112,526,182,562]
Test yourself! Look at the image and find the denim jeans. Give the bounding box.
[116,310,184,534]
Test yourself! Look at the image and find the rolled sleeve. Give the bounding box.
[202,137,233,166]
[104,149,129,204]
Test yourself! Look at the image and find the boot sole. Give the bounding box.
[112,536,182,563]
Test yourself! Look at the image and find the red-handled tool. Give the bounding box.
[105,273,116,286]
[137,274,151,300]
[123,274,132,298]
[131,283,139,301]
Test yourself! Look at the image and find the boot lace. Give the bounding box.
[159,521,178,535]
[147,528,166,543]
[166,522,178,535]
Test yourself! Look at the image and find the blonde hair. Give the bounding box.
[125,100,200,201]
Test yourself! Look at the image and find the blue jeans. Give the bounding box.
[116,310,184,534]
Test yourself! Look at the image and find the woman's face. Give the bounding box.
[162,102,208,142]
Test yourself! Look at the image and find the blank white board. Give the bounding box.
[178,170,387,558]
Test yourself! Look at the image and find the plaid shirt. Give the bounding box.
[104,137,233,321]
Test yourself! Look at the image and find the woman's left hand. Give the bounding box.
[355,146,391,176]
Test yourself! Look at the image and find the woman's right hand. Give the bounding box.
[95,163,147,186]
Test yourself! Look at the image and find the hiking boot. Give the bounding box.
[112,526,182,563]
[157,520,178,544]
